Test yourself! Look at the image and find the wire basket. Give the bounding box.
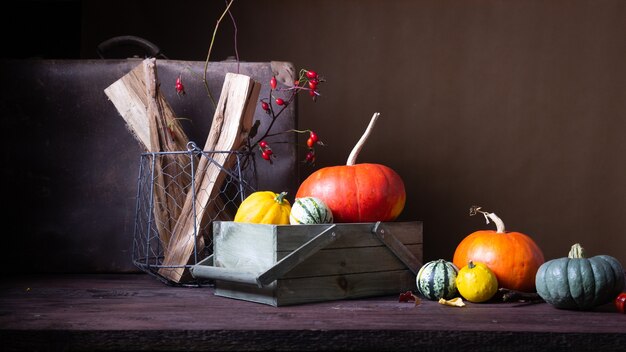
[131,142,256,286]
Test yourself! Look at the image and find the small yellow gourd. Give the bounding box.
[455,260,499,303]
[234,191,291,224]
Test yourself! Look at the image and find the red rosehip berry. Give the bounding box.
[307,137,314,148]
[275,98,285,106]
[261,151,271,160]
[305,151,315,163]
[175,76,185,95]
[616,292,626,314]
[309,131,318,143]
[261,101,270,112]
[270,76,277,90]
[305,70,318,79]
[259,140,268,149]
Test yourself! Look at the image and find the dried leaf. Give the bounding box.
[438,297,465,307]
[398,291,422,306]
[412,293,421,306]
[398,290,415,302]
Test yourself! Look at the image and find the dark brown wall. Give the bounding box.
[11,1,626,267]
[229,0,626,266]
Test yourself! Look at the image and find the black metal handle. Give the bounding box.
[96,35,168,59]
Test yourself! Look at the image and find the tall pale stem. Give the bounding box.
[346,112,380,166]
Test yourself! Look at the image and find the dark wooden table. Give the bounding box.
[1,274,624,351]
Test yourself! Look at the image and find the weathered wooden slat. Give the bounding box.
[213,222,423,251]
[274,222,423,250]
[204,245,423,284]
[213,221,277,272]
[279,244,423,278]
[256,224,339,286]
[214,281,278,306]
[214,270,416,307]
[273,270,416,306]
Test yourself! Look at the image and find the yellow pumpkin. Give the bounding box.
[234,191,291,224]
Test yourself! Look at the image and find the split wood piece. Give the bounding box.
[105,58,190,151]
[159,73,261,283]
[143,59,193,249]
[104,58,191,250]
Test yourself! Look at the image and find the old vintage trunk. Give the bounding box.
[0,59,298,275]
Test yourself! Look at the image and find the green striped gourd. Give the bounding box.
[416,259,459,300]
[289,197,334,225]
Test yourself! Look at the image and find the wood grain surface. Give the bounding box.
[1,274,624,351]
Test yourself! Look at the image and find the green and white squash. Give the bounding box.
[535,243,625,310]
[416,259,459,300]
[289,197,334,225]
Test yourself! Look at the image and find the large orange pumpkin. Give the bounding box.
[452,207,545,293]
[296,113,406,223]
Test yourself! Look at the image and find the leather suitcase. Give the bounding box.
[0,59,298,274]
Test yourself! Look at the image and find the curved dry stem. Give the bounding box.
[203,0,236,108]
[470,206,506,233]
[346,112,380,166]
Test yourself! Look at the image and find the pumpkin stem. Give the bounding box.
[568,243,586,259]
[346,112,380,166]
[275,191,288,204]
[469,206,506,233]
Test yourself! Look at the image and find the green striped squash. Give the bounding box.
[416,259,459,300]
[289,197,334,225]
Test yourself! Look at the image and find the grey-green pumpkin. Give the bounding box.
[416,259,459,300]
[535,243,625,310]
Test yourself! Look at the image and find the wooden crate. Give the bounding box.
[190,221,423,306]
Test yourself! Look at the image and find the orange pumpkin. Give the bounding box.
[296,113,406,223]
[452,207,545,293]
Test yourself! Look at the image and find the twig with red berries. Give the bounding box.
[171,0,326,169]
[173,67,325,169]
[250,69,325,165]
[283,129,325,165]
